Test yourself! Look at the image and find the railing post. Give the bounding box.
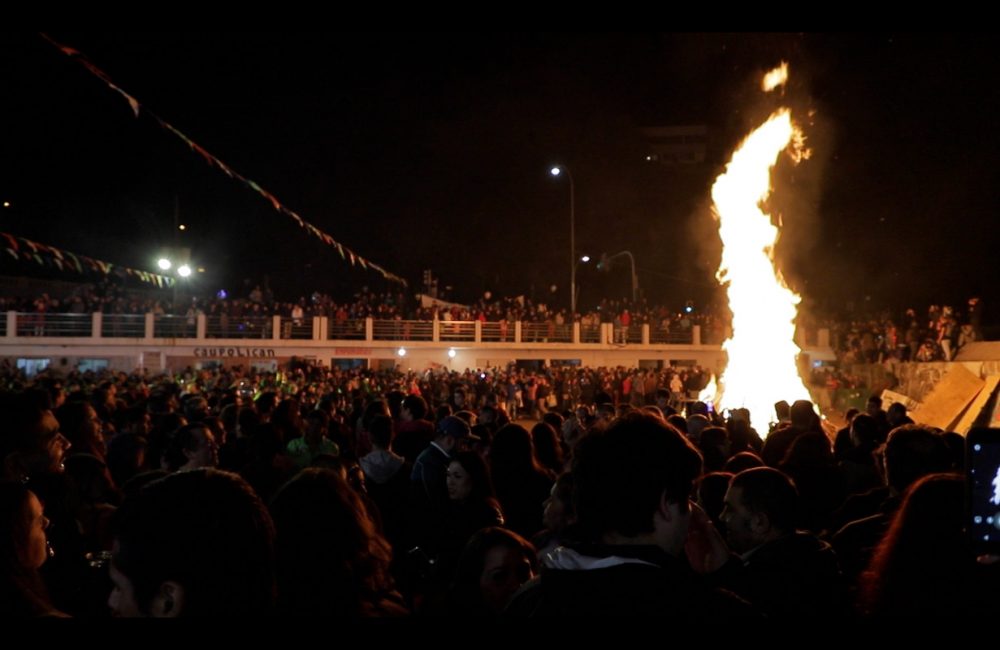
[91,312,102,339]
[6,311,16,339]
[573,321,580,344]
[474,320,482,343]
[432,317,440,343]
[272,315,281,341]
[365,318,374,342]
[514,320,522,344]
[692,325,702,346]
[818,327,830,348]
[642,323,650,345]
[317,317,327,341]
[144,313,155,339]
[196,314,207,340]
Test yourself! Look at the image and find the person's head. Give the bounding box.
[572,411,701,555]
[1,393,71,481]
[861,473,966,616]
[724,451,764,474]
[182,396,209,423]
[446,451,494,503]
[165,424,219,472]
[109,469,276,617]
[531,421,564,472]
[435,415,477,453]
[107,433,148,489]
[850,413,880,449]
[268,468,394,616]
[56,401,105,458]
[697,471,734,533]
[722,467,798,553]
[886,402,910,427]
[883,425,952,494]
[453,527,538,615]
[368,414,394,450]
[401,394,428,422]
[0,482,50,572]
[866,394,884,416]
[543,472,576,532]
[789,400,818,430]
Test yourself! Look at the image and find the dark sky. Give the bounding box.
[1,33,997,320]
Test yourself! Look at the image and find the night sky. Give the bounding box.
[1,33,997,321]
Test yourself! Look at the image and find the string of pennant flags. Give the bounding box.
[39,33,408,288]
[1,231,176,288]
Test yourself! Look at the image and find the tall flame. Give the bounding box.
[761,62,789,92]
[711,66,810,435]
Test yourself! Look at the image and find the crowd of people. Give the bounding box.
[2,360,996,619]
[3,280,985,363]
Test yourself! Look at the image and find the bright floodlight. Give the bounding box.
[550,166,562,176]
[157,258,172,270]
[397,347,407,357]
[581,255,591,263]
[178,224,187,231]
[448,348,457,359]
[177,264,192,278]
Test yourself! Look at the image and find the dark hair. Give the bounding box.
[730,467,798,533]
[402,394,428,420]
[451,526,537,615]
[269,468,399,616]
[112,469,276,616]
[449,451,496,503]
[860,473,966,616]
[369,414,394,449]
[884,425,951,493]
[573,412,701,538]
[850,413,880,448]
[163,423,210,472]
[531,422,564,474]
[0,482,54,617]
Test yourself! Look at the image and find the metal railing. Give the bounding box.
[372,320,432,341]
[438,321,476,342]
[101,314,146,338]
[205,315,274,339]
[153,315,198,339]
[481,321,514,343]
[521,322,573,343]
[15,313,91,337]
[328,319,367,340]
[580,324,602,343]
[279,316,313,340]
[1,313,766,352]
[649,328,695,344]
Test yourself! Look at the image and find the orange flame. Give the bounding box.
[711,65,810,435]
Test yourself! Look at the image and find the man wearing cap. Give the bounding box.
[407,416,479,558]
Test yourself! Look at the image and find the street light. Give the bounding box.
[550,165,576,316]
[600,250,640,302]
[157,258,172,271]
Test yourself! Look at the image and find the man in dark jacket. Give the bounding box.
[506,412,750,618]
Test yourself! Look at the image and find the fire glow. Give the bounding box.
[709,63,811,434]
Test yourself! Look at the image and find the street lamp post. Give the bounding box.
[550,166,575,316]
[601,250,640,302]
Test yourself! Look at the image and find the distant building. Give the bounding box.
[640,125,709,166]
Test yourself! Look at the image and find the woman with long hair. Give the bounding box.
[0,481,64,617]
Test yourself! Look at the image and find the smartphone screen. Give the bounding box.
[967,428,1000,554]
